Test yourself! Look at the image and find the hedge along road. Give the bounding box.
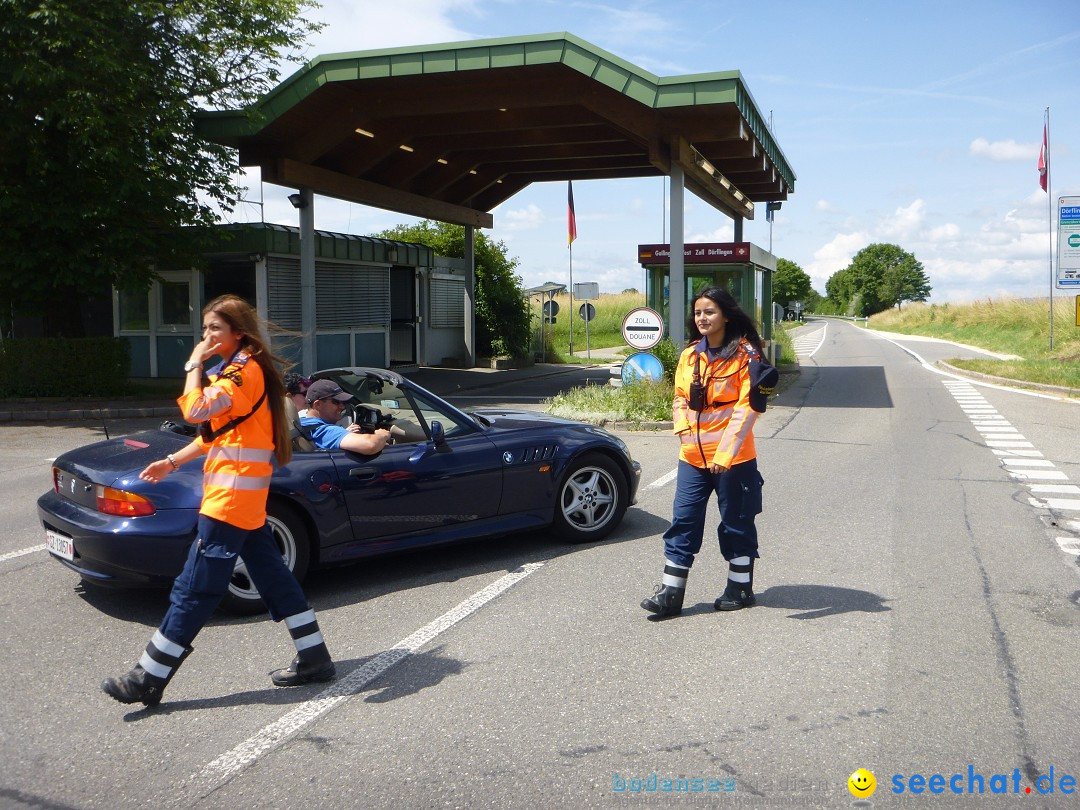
[3,326,1080,807]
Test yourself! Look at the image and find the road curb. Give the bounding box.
[937,361,1080,397]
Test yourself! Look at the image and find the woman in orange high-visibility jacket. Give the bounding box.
[642,287,769,618]
[103,295,335,707]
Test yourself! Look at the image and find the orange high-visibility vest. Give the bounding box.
[672,339,758,470]
[178,352,274,530]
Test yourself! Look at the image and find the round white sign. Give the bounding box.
[621,307,665,350]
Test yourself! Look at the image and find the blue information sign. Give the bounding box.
[621,352,665,385]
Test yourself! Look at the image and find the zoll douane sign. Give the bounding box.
[622,307,664,350]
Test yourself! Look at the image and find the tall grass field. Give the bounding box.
[868,297,1080,391]
[530,290,644,360]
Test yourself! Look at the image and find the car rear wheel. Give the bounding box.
[220,501,311,615]
[552,452,628,543]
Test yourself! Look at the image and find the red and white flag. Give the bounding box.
[1038,124,1048,192]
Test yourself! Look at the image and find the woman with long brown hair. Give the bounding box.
[641,286,775,618]
[103,295,335,706]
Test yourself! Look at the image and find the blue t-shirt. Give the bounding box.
[299,415,349,450]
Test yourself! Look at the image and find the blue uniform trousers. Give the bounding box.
[160,514,310,648]
[662,458,763,569]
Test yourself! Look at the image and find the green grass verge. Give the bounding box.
[867,298,1080,392]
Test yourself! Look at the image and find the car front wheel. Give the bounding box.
[220,501,311,615]
[552,452,628,543]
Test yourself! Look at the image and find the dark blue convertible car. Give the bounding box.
[39,368,641,613]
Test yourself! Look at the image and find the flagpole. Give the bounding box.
[568,242,574,357]
[1046,107,1054,351]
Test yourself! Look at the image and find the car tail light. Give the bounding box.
[52,467,61,492]
[95,485,156,517]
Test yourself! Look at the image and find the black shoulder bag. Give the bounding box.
[197,389,267,442]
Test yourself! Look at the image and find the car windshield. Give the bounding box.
[329,372,476,441]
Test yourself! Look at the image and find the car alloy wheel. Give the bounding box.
[553,452,628,543]
[220,502,311,615]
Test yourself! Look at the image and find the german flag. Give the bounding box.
[567,180,578,246]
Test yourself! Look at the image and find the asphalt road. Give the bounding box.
[3,321,1079,809]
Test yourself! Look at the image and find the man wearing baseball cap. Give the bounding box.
[299,379,392,454]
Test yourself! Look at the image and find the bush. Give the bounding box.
[0,337,131,397]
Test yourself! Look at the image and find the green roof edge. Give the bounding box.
[196,32,794,189]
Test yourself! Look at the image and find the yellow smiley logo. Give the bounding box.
[848,768,876,798]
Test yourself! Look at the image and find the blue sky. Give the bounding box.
[228,0,1080,303]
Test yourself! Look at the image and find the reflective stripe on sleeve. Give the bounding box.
[206,446,275,464]
[203,472,273,491]
[185,385,233,421]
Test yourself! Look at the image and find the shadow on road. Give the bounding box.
[758,583,891,619]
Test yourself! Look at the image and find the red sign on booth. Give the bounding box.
[638,242,751,264]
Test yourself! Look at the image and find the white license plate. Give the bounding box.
[45,530,74,561]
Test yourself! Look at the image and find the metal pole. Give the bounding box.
[298,187,315,374]
[585,303,591,359]
[670,163,685,346]
[1047,107,1054,351]
[568,246,574,357]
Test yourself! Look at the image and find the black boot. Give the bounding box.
[641,562,689,617]
[272,608,336,687]
[714,557,756,611]
[641,584,685,617]
[271,647,336,687]
[102,634,192,707]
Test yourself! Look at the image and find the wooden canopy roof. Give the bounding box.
[197,33,796,229]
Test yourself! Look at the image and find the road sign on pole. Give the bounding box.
[621,307,664,350]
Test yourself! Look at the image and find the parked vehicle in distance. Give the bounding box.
[39,367,641,613]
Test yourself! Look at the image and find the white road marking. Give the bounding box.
[192,562,543,791]
[942,378,1079,568]
[1027,484,1080,494]
[792,324,827,358]
[0,545,42,564]
[1056,538,1080,555]
[647,469,678,489]
[1037,499,1080,511]
[877,334,1065,400]
[1008,470,1069,480]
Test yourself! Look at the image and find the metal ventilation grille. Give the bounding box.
[517,445,559,464]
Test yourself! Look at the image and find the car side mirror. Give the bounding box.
[430,420,445,446]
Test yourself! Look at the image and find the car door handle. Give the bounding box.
[349,467,379,482]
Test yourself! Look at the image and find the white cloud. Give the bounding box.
[501,203,545,231]
[308,0,481,54]
[969,137,1038,162]
[805,231,870,287]
[815,200,837,213]
[879,199,925,239]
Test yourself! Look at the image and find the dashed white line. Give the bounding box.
[191,562,543,793]
[647,469,678,489]
[944,380,1080,567]
[0,545,42,564]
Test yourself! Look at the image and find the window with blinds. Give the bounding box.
[267,258,390,331]
[316,263,390,329]
[268,257,301,329]
[430,275,465,328]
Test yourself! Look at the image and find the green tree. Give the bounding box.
[877,249,932,311]
[0,0,321,334]
[375,220,531,359]
[772,258,814,308]
[825,243,930,316]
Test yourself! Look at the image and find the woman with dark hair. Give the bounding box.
[641,286,770,618]
[102,295,335,707]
